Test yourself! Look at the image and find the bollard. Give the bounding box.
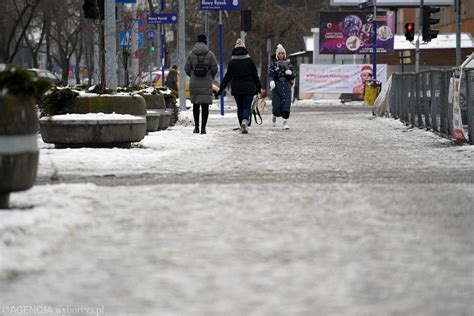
[0,96,39,209]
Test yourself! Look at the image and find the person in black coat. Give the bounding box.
[165,65,178,91]
[216,38,261,134]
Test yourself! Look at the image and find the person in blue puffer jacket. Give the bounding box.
[269,43,295,130]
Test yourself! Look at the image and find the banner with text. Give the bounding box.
[299,64,387,99]
[319,11,395,54]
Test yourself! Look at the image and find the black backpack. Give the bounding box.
[193,53,209,77]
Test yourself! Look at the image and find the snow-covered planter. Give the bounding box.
[38,88,147,148]
[145,110,161,132]
[138,88,170,131]
[0,66,51,209]
[39,113,146,148]
[157,87,179,126]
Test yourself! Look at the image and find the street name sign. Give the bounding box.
[147,13,178,24]
[200,0,240,10]
[359,0,373,9]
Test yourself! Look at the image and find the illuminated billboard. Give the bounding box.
[319,11,395,54]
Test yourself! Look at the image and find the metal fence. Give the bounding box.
[466,69,474,145]
[390,69,473,144]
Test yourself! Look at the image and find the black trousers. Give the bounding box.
[193,103,209,129]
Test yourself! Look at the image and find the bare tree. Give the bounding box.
[49,0,83,83]
[0,0,43,63]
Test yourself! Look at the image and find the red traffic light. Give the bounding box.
[404,23,415,41]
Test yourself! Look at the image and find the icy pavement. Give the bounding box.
[1,104,473,316]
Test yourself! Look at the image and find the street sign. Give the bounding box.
[359,0,373,9]
[200,0,240,10]
[116,0,136,3]
[145,30,157,41]
[119,31,144,48]
[147,13,178,24]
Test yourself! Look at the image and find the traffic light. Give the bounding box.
[404,23,415,41]
[422,6,440,42]
[241,10,251,32]
[83,0,104,20]
[149,42,156,52]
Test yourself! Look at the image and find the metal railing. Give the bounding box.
[466,69,474,144]
[390,69,473,144]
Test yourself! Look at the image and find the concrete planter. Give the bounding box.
[141,94,171,130]
[40,115,146,148]
[0,96,38,209]
[142,94,166,110]
[146,110,161,132]
[64,94,146,115]
[158,110,171,130]
[39,94,147,148]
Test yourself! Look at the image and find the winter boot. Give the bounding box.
[272,116,277,127]
[193,126,200,133]
[241,119,249,134]
[201,127,206,134]
[283,120,289,130]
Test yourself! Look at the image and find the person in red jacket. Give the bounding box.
[216,39,261,134]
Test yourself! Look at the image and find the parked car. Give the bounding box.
[27,68,62,85]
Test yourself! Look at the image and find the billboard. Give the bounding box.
[298,64,387,99]
[330,0,453,6]
[319,11,395,55]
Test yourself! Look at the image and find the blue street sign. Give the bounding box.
[147,13,178,24]
[200,0,240,10]
[145,30,157,41]
[116,0,136,3]
[119,31,144,48]
[359,0,373,9]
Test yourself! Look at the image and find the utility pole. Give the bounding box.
[178,0,186,111]
[415,0,423,73]
[130,2,139,84]
[455,0,461,67]
[372,0,377,79]
[105,0,117,89]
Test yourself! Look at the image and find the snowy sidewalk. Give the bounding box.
[1,106,473,316]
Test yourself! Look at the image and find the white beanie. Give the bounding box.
[235,38,245,48]
[275,44,286,57]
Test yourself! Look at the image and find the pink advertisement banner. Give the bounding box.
[319,11,395,54]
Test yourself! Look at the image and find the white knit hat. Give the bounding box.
[235,38,245,48]
[275,44,286,57]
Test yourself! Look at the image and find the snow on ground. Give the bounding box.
[2,102,473,286]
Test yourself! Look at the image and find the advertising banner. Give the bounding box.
[299,64,387,99]
[319,11,395,54]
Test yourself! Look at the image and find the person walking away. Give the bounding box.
[184,34,218,134]
[215,38,261,134]
[165,65,178,91]
[269,44,295,130]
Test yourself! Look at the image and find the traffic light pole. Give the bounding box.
[415,0,423,73]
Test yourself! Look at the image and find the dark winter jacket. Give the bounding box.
[184,42,218,104]
[165,68,178,91]
[268,54,295,84]
[218,47,261,96]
